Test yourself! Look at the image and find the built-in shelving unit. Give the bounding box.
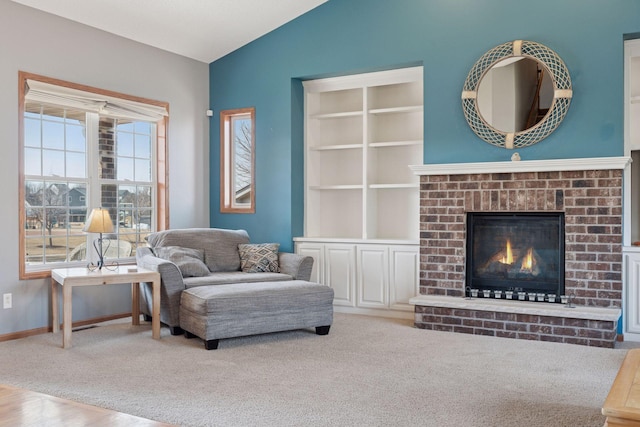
[302,67,423,241]
[631,55,640,152]
[295,67,423,319]
[623,39,640,340]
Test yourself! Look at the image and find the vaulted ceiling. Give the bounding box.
[11,0,327,63]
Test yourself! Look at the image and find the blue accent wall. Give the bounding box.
[210,0,640,249]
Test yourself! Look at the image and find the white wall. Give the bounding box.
[513,58,538,132]
[490,65,516,132]
[0,0,210,335]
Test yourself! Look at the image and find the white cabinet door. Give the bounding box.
[295,243,324,284]
[389,245,419,311]
[295,240,419,315]
[325,244,356,307]
[625,252,640,334]
[357,245,388,308]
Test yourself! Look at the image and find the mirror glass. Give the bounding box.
[476,57,554,133]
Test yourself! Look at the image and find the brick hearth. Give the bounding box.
[409,158,629,348]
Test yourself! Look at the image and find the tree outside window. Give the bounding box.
[220,108,255,213]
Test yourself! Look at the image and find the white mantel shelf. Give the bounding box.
[410,156,631,176]
[410,295,621,321]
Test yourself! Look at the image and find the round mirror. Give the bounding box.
[462,40,572,149]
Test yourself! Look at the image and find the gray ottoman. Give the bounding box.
[179,280,334,349]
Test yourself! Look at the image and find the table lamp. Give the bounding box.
[83,207,114,270]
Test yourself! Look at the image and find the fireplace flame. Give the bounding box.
[521,247,534,272]
[500,239,514,265]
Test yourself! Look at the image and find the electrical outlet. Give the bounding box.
[3,293,11,309]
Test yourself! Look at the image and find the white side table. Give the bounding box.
[51,266,161,349]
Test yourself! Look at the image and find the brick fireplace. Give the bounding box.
[409,157,629,348]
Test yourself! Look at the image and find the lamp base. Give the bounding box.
[86,235,118,271]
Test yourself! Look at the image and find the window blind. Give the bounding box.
[25,79,168,121]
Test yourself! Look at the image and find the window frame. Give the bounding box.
[18,72,169,279]
[220,107,256,213]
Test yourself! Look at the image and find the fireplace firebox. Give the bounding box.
[466,212,565,301]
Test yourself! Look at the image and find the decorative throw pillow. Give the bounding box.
[153,246,210,277]
[238,243,280,273]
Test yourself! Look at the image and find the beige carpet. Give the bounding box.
[0,313,630,426]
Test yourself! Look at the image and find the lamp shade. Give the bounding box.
[83,208,114,233]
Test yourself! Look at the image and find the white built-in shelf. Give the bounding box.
[303,66,423,241]
[294,236,420,245]
[309,185,363,190]
[369,105,423,115]
[631,95,640,104]
[309,144,363,151]
[299,67,425,318]
[369,140,422,148]
[369,183,419,189]
[312,111,363,119]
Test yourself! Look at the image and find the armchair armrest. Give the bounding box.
[136,247,185,328]
[278,252,314,282]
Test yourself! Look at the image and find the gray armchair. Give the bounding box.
[136,228,314,335]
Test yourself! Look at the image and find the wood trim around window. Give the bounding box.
[220,107,256,213]
[18,71,169,280]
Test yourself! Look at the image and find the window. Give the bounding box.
[220,108,255,213]
[19,72,169,279]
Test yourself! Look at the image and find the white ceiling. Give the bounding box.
[11,0,327,63]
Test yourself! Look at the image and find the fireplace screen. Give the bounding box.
[466,212,564,299]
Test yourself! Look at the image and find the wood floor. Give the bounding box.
[0,384,175,427]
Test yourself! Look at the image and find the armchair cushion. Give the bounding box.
[146,228,250,272]
[238,243,280,273]
[153,246,210,277]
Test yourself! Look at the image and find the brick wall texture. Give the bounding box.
[415,306,617,348]
[98,118,117,219]
[416,169,623,347]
